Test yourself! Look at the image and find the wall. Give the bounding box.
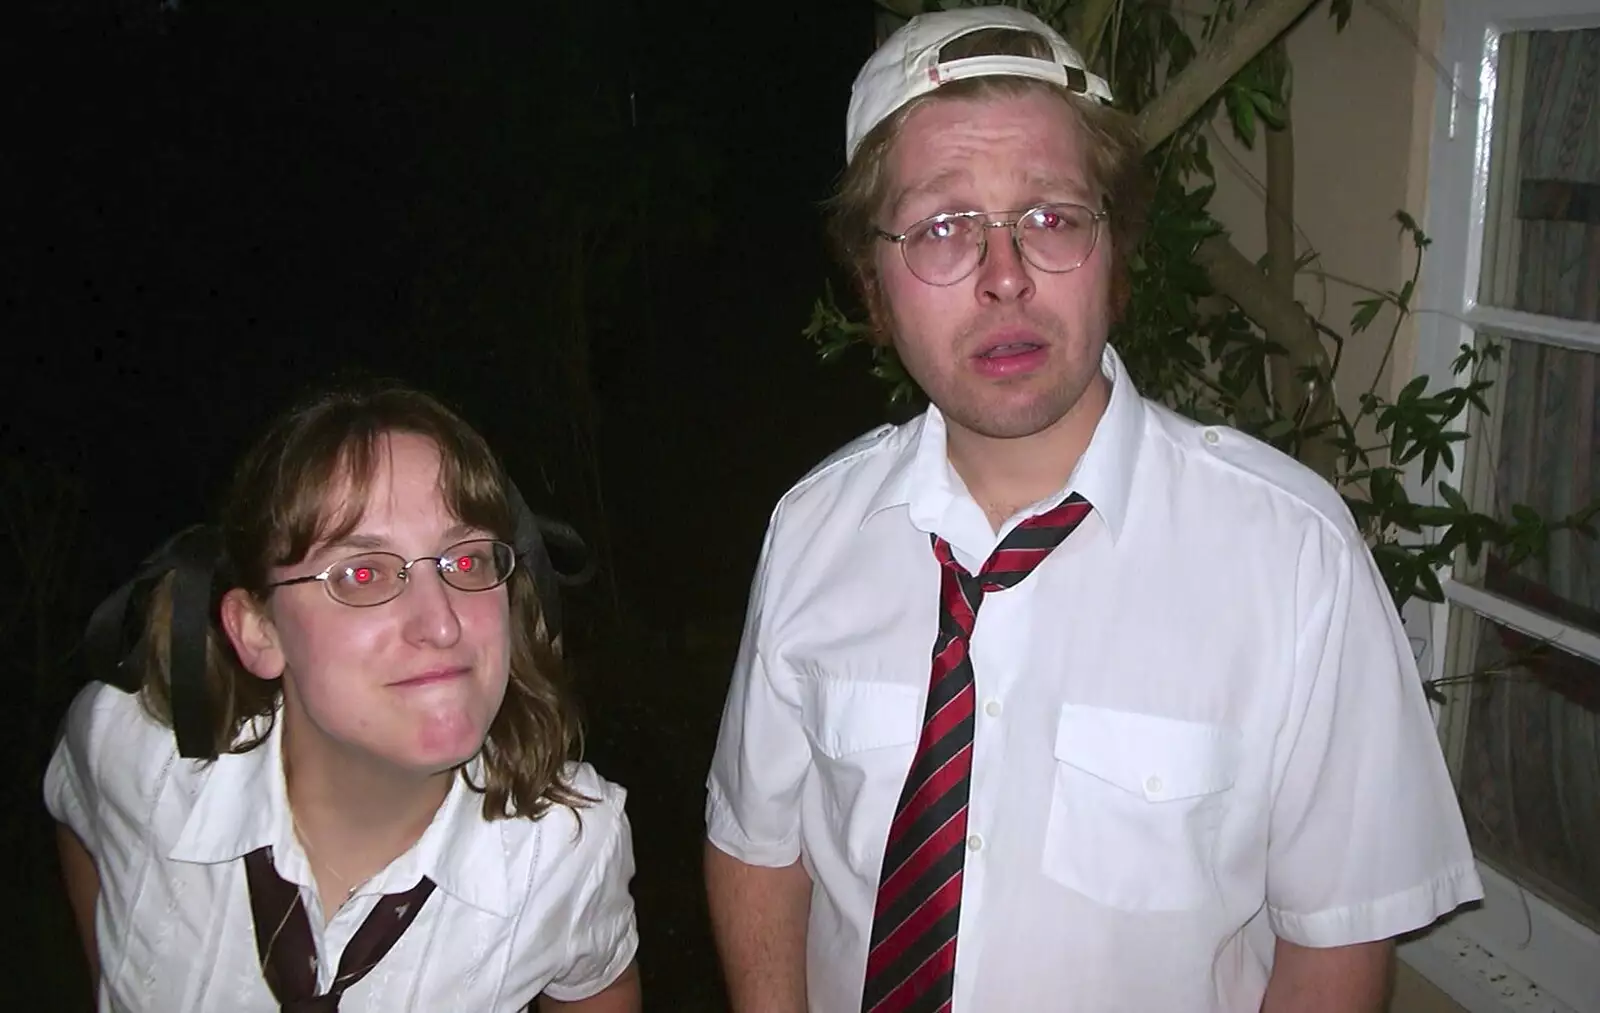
[1203,0,1447,412]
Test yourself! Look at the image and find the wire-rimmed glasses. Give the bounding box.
[266,538,517,607]
[875,202,1108,287]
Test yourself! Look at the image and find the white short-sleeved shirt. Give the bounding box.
[45,681,638,1013]
[706,346,1483,1013]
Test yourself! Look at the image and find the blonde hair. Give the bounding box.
[827,27,1150,342]
[138,383,590,821]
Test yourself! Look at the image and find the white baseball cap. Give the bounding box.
[845,6,1114,163]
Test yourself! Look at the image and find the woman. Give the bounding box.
[46,383,642,1011]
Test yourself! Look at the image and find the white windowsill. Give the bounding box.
[1443,578,1600,666]
[1399,860,1600,1013]
[1462,303,1600,356]
[1400,923,1575,1013]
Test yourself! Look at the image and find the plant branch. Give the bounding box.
[1302,267,1393,299]
[1136,0,1318,151]
[1364,238,1425,405]
[1264,50,1299,419]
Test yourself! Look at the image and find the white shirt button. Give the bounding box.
[984,699,1002,717]
[1203,429,1221,445]
[1145,776,1164,795]
[967,834,984,852]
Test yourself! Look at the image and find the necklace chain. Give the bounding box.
[291,810,362,901]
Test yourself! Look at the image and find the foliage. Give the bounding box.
[803,0,1598,632]
[803,282,921,407]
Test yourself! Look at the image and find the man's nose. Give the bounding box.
[975,224,1035,304]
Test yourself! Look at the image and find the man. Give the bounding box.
[703,7,1483,1012]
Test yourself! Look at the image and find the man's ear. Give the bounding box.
[220,588,285,681]
[862,272,897,349]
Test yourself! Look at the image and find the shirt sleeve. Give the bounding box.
[1265,525,1484,946]
[43,681,118,851]
[540,781,641,1002]
[703,511,813,866]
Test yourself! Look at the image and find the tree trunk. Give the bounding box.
[1194,235,1339,476]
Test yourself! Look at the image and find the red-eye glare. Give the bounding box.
[353,567,374,584]
[457,555,474,572]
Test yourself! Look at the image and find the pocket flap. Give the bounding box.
[1053,704,1239,801]
[804,677,924,759]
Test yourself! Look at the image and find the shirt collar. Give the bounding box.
[168,710,292,868]
[167,712,514,917]
[862,343,1144,545]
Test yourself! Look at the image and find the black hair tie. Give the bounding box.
[83,523,223,759]
[506,484,596,646]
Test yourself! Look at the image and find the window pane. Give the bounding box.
[1470,334,1600,634]
[1477,28,1600,322]
[1450,608,1600,931]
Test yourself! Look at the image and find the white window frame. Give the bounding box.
[1399,1,1600,1011]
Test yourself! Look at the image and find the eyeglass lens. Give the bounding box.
[900,204,1099,285]
[323,539,515,605]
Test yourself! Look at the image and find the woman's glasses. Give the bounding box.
[266,538,517,607]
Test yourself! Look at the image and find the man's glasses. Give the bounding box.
[266,538,517,607]
[875,202,1108,287]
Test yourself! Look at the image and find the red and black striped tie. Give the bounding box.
[861,493,1093,1013]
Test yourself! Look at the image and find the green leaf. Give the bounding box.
[1438,442,1456,474]
[1258,417,1295,439]
[1370,468,1400,509]
[1463,381,1494,415]
[1351,297,1384,334]
[1370,542,1411,567]
[1250,87,1287,131]
[1439,482,1469,512]
[1510,503,1543,527]
[1414,564,1445,603]
[1412,505,1457,526]
[1225,86,1258,148]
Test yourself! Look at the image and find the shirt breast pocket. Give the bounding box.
[1043,704,1240,912]
[800,674,924,871]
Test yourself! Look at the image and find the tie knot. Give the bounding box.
[976,493,1093,590]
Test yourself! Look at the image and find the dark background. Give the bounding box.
[5,0,899,1006]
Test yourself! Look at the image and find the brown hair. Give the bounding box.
[138,382,590,821]
[827,27,1151,342]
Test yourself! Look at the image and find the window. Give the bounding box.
[1405,1,1600,1011]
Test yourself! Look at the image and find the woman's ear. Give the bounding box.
[220,588,285,681]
